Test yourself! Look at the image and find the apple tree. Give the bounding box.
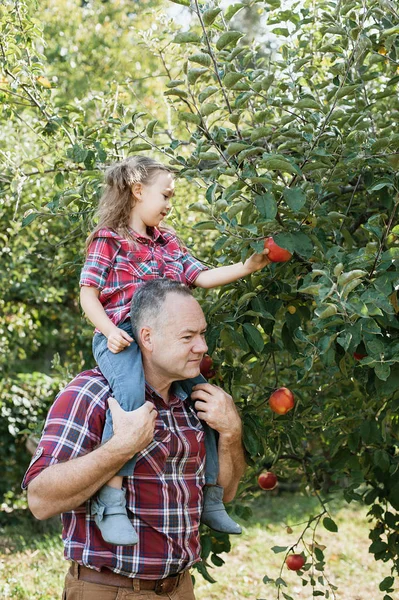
[126,0,399,596]
[2,0,399,597]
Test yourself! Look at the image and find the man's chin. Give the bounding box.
[177,364,201,380]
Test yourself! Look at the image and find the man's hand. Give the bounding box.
[191,383,242,441]
[108,398,157,457]
[107,326,134,354]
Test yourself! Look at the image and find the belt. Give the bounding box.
[70,562,184,595]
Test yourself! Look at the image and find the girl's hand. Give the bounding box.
[107,327,134,354]
[243,248,271,273]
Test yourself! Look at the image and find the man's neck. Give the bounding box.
[143,362,173,403]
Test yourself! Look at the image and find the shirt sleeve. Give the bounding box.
[21,375,108,490]
[181,248,209,285]
[80,236,119,290]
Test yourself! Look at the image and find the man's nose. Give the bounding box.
[193,336,208,354]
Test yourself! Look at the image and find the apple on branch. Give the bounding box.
[200,354,216,379]
[285,553,305,571]
[264,237,292,262]
[258,471,278,490]
[269,387,295,415]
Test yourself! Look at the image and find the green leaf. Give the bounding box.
[187,68,208,84]
[164,89,188,98]
[375,363,391,381]
[166,79,185,88]
[146,119,158,138]
[262,157,300,174]
[323,517,338,533]
[243,323,264,353]
[226,142,249,156]
[179,112,201,125]
[283,187,306,212]
[317,304,338,319]
[22,212,40,227]
[243,420,261,455]
[271,546,289,554]
[379,578,394,592]
[373,450,391,472]
[173,32,202,44]
[255,193,277,220]
[198,85,218,103]
[223,72,245,88]
[296,98,320,110]
[225,3,245,20]
[129,143,152,152]
[216,31,244,51]
[203,8,222,26]
[200,103,219,117]
[189,53,212,67]
[194,560,216,583]
[169,0,190,5]
[336,84,360,99]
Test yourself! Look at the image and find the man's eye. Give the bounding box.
[183,336,192,340]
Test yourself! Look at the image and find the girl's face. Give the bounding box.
[131,171,175,228]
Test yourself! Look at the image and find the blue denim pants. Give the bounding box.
[92,320,219,482]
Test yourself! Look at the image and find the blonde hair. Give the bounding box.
[86,156,174,249]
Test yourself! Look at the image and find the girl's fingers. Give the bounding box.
[121,330,134,342]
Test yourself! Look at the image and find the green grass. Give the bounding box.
[0,493,393,599]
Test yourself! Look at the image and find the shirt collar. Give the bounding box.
[145,381,189,405]
[129,226,163,244]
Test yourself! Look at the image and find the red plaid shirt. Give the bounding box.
[80,227,208,327]
[22,369,206,579]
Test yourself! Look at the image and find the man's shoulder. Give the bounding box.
[52,368,110,413]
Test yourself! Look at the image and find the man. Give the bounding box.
[23,279,246,599]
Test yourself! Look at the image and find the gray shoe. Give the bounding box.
[201,485,242,534]
[91,485,138,546]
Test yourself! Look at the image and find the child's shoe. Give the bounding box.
[201,484,242,534]
[91,485,138,546]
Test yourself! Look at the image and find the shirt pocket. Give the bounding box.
[114,248,153,276]
[161,249,185,281]
[137,428,172,475]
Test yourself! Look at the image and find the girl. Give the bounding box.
[80,156,269,546]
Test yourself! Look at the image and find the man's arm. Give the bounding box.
[190,384,246,502]
[27,399,156,520]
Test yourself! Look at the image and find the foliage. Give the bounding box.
[1,0,399,597]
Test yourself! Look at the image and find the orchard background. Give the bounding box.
[1,0,398,598]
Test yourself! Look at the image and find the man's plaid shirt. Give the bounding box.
[22,369,206,579]
[79,227,208,328]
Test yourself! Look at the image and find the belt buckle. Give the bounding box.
[154,573,180,596]
[154,579,167,595]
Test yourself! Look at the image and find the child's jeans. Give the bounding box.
[92,320,219,482]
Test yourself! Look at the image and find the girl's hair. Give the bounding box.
[86,156,174,249]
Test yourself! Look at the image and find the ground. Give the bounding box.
[0,493,391,599]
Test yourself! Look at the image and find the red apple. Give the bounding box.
[353,351,367,361]
[269,387,295,415]
[286,553,305,571]
[264,237,292,262]
[258,471,278,490]
[200,355,216,379]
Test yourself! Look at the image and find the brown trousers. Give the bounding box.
[62,568,196,600]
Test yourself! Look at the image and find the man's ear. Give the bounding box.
[139,326,153,351]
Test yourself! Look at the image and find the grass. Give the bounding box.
[0,493,392,600]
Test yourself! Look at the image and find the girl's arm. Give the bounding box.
[194,250,270,289]
[80,286,133,352]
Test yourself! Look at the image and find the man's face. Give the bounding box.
[149,293,208,382]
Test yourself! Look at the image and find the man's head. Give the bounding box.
[130,279,208,383]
